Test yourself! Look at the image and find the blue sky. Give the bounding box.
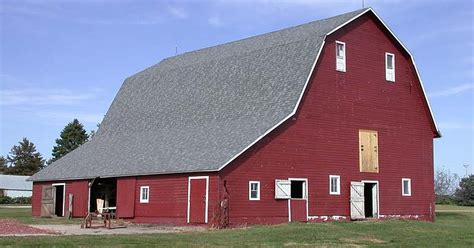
[0,0,473,176]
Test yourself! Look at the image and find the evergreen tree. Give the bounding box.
[455,175,474,206]
[51,119,89,162]
[0,156,7,174]
[6,138,45,176]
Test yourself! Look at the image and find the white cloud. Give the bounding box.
[208,16,225,27]
[428,83,474,98]
[167,6,188,19]
[0,88,100,106]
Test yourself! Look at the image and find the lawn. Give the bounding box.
[0,205,473,247]
[0,207,81,225]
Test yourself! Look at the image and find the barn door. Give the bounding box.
[188,177,208,224]
[41,185,54,217]
[350,182,365,220]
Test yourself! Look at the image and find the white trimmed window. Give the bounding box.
[385,52,395,82]
[402,178,411,196]
[336,41,346,72]
[140,186,149,203]
[249,181,260,200]
[329,175,340,195]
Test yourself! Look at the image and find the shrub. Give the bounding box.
[0,196,31,204]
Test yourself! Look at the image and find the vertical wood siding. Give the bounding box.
[219,13,435,225]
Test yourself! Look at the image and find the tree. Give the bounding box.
[434,167,459,204]
[455,175,474,206]
[51,119,89,162]
[88,122,101,141]
[6,138,45,176]
[0,156,7,174]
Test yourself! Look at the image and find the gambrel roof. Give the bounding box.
[30,8,439,181]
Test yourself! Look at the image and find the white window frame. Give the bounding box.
[249,181,260,200]
[329,175,341,195]
[385,52,395,82]
[336,41,346,72]
[140,186,150,203]
[402,178,411,196]
[51,183,66,216]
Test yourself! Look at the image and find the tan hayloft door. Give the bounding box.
[359,130,379,173]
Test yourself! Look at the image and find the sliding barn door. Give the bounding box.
[350,182,365,220]
[41,185,54,217]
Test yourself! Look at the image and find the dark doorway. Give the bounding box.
[54,185,64,217]
[291,181,305,199]
[364,183,376,218]
[89,178,117,212]
[364,183,379,218]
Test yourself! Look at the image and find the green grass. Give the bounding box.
[435,204,474,211]
[0,206,473,247]
[0,207,81,225]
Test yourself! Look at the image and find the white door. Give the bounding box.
[350,182,365,220]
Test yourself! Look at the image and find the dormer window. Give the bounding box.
[336,41,346,72]
[385,53,395,82]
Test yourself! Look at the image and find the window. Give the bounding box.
[336,41,346,72]
[385,53,395,82]
[140,186,149,203]
[329,175,340,195]
[402,178,411,196]
[359,130,379,173]
[249,181,260,200]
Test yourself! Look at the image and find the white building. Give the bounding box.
[0,175,32,197]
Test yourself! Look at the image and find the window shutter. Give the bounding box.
[275,180,291,199]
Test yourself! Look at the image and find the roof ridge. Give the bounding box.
[162,8,369,63]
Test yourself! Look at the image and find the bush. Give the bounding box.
[435,195,457,205]
[0,196,31,204]
[0,196,13,204]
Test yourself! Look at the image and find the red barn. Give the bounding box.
[29,8,440,225]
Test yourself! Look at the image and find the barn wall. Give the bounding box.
[32,181,48,217]
[31,180,89,218]
[132,173,219,225]
[219,13,435,225]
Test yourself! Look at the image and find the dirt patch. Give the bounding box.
[29,224,207,236]
[0,219,56,236]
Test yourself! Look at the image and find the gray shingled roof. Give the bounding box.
[30,9,368,181]
[0,175,32,191]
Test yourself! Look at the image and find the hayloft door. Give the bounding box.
[187,176,209,224]
[350,182,365,219]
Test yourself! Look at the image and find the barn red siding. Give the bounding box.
[31,182,48,217]
[31,180,89,218]
[132,173,219,225]
[219,13,435,224]
[66,180,89,217]
[116,177,136,218]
